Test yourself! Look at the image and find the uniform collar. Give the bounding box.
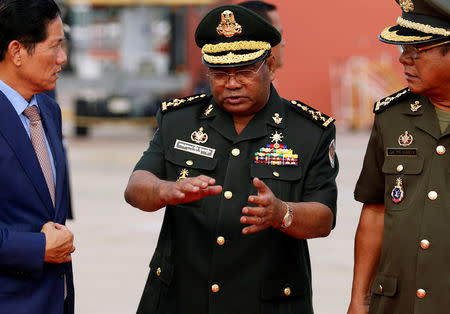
[403,95,442,140]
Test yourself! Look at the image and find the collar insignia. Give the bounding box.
[216,10,242,38]
[410,101,422,112]
[272,113,283,125]
[204,104,213,116]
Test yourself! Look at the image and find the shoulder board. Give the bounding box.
[373,88,411,114]
[290,100,335,128]
[161,93,210,113]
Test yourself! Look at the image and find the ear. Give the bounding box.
[8,40,24,66]
[266,55,276,81]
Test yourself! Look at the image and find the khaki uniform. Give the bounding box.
[355,88,450,314]
[134,85,338,314]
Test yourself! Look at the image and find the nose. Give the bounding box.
[224,73,242,89]
[399,51,413,65]
[57,47,67,65]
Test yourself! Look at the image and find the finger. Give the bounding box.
[240,215,265,225]
[196,175,216,186]
[242,223,268,235]
[253,177,269,194]
[242,206,265,217]
[248,194,268,206]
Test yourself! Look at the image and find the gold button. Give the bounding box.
[211,284,220,293]
[224,191,232,199]
[231,148,240,156]
[217,236,225,246]
[436,145,446,155]
[417,289,426,298]
[186,160,194,166]
[378,284,383,293]
[284,287,291,296]
[273,171,280,177]
[156,267,162,277]
[428,191,438,200]
[420,239,430,249]
[396,165,404,172]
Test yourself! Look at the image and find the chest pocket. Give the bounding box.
[166,149,217,180]
[251,164,302,200]
[382,156,424,211]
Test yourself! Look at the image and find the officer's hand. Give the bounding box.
[41,222,75,264]
[160,175,222,205]
[347,300,369,314]
[240,177,285,234]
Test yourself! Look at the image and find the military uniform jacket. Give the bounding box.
[134,85,338,314]
[355,89,450,314]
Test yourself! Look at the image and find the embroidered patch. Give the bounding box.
[386,148,417,156]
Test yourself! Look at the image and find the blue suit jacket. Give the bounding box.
[0,92,74,314]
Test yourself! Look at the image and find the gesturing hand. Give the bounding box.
[240,177,285,234]
[41,222,75,264]
[160,175,222,205]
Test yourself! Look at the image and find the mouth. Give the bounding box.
[224,96,246,104]
[404,72,417,80]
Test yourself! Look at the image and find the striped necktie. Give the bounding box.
[23,105,55,206]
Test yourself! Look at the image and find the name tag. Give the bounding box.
[174,139,215,158]
[386,148,417,156]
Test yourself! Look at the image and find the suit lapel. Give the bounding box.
[0,92,54,216]
[37,94,66,218]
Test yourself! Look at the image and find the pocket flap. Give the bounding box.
[149,252,174,286]
[371,275,397,297]
[251,164,301,181]
[382,156,423,174]
[166,148,217,170]
[261,277,306,300]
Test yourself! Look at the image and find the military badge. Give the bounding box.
[272,113,283,125]
[410,101,422,112]
[177,169,189,181]
[254,132,298,166]
[216,10,242,38]
[329,139,336,168]
[204,104,213,116]
[398,131,413,147]
[191,127,208,144]
[391,177,405,203]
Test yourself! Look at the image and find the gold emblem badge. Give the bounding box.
[270,131,284,149]
[177,169,189,181]
[272,113,283,125]
[216,10,242,38]
[399,0,414,12]
[398,131,413,147]
[191,127,209,144]
[410,101,422,112]
[204,104,213,116]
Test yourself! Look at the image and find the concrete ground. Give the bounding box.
[65,125,369,314]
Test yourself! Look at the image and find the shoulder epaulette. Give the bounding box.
[290,100,335,128]
[161,93,210,113]
[373,88,411,114]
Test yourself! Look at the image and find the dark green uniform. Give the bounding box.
[134,85,338,314]
[355,88,450,314]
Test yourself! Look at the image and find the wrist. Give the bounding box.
[279,201,293,229]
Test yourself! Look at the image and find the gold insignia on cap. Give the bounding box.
[216,10,242,38]
[399,0,414,13]
[272,113,283,124]
[410,101,422,112]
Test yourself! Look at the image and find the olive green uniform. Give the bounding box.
[134,85,338,314]
[355,88,450,314]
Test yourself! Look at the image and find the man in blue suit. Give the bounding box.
[0,1,76,313]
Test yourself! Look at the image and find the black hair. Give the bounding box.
[238,1,276,23]
[0,0,60,61]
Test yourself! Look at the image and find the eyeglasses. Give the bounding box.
[207,59,266,85]
[399,40,450,59]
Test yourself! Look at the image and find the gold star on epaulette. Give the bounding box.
[161,94,209,113]
[373,88,411,114]
[290,100,334,128]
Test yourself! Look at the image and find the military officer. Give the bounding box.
[125,5,338,314]
[348,1,450,314]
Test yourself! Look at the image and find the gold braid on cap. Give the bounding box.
[397,17,450,37]
[380,27,432,41]
[203,50,267,64]
[202,40,271,54]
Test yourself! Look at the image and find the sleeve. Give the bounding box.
[301,124,339,226]
[0,228,46,276]
[354,117,385,204]
[133,109,166,179]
